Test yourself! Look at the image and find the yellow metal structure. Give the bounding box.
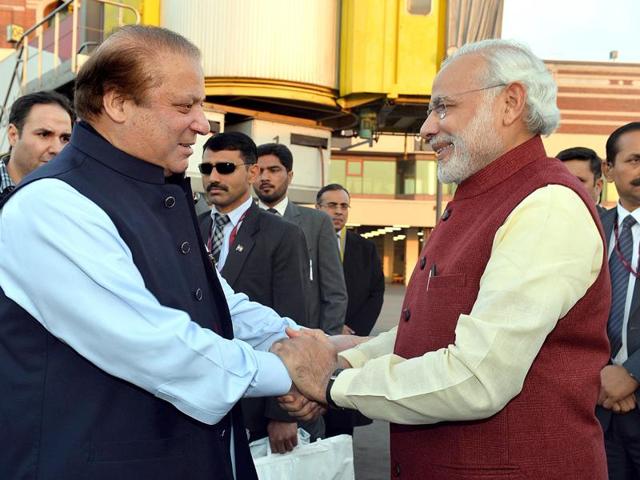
[339,0,447,100]
[204,78,338,108]
[141,0,160,25]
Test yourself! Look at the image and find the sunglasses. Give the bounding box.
[198,162,251,175]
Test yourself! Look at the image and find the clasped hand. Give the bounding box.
[598,365,638,414]
[270,328,365,420]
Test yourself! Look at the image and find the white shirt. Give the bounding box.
[258,196,288,216]
[610,203,640,364]
[211,196,254,270]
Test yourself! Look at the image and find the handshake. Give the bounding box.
[270,328,368,421]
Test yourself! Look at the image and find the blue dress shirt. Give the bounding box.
[0,178,295,426]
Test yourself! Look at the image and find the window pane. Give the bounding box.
[329,159,346,186]
[362,161,396,194]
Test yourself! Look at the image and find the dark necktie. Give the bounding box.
[211,213,230,262]
[608,215,637,357]
[267,208,280,216]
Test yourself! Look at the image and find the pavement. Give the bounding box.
[351,284,406,480]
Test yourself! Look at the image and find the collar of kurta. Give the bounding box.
[71,121,179,185]
[453,135,547,201]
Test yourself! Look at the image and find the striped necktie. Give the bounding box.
[608,215,637,357]
[211,213,230,262]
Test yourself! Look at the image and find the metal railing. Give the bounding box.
[0,0,141,128]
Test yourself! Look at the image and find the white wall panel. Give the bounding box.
[162,0,339,89]
[226,119,331,192]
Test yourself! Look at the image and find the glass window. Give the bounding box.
[362,161,396,194]
[329,159,346,186]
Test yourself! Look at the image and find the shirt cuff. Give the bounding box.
[339,348,370,369]
[328,366,360,409]
[244,350,292,398]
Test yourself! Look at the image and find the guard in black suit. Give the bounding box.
[597,122,640,479]
[198,132,322,453]
[316,183,385,436]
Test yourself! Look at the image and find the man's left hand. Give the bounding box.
[600,365,639,402]
[277,385,326,421]
[271,333,338,404]
[267,420,298,454]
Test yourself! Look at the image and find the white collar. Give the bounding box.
[258,196,288,216]
[212,195,253,226]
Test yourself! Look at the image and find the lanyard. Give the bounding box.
[613,215,640,278]
[206,210,249,253]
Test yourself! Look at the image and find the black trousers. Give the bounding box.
[605,409,640,480]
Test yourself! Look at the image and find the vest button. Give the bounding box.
[194,288,203,301]
[442,208,451,221]
[402,308,411,321]
[180,241,191,254]
[420,256,426,270]
[164,196,176,208]
[393,462,401,477]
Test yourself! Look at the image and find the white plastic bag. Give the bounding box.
[250,430,355,480]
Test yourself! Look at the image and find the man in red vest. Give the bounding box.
[273,38,611,479]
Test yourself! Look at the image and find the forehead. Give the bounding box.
[562,159,594,178]
[22,103,72,130]
[257,154,284,168]
[616,130,640,158]
[432,53,487,97]
[151,52,205,99]
[203,148,243,162]
[321,189,349,203]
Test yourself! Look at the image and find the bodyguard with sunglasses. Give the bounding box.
[197,132,322,453]
[599,122,640,479]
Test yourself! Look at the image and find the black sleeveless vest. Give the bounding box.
[0,122,257,479]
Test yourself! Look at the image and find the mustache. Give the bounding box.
[206,182,228,192]
[429,134,456,148]
[259,181,274,189]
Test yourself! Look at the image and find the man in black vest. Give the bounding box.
[0,25,318,480]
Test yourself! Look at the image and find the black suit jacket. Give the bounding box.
[199,201,308,324]
[598,207,640,430]
[198,201,312,432]
[343,230,385,336]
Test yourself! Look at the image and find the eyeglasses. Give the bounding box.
[319,202,350,211]
[426,83,506,120]
[198,162,251,175]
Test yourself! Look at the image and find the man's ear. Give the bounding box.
[7,123,19,147]
[287,170,293,186]
[246,163,259,184]
[102,90,128,124]
[501,82,527,127]
[603,160,615,183]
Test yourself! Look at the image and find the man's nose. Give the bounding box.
[419,112,439,143]
[192,109,210,135]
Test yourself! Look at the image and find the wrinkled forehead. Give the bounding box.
[431,53,488,99]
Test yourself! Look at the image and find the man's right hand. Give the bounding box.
[341,325,355,335]
[267,420,298,454]
[613,394,637,414]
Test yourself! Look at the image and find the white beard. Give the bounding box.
[435,101,505,184]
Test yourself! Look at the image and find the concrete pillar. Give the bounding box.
[404,228,419,286]
[383,233,394,283]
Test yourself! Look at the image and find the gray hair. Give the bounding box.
[446,39,560,136]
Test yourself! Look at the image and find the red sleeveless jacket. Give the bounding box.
[390,136,610,479]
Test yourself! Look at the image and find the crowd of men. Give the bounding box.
[0,23,639,480]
